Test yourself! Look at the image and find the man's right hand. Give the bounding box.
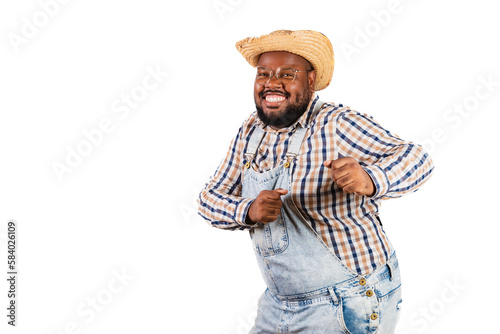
[246,188,288,225]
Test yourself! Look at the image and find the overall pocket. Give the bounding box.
[250,210,289,257]
[337,295,371,334]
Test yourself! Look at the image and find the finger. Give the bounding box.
[268,209,281,217]
[274,188,288,196]
[330,157,353,170]
[331,166,350,181]
[261,217,277,224]
[265,201,283,210]
[335,174,355,189]
[262,207,281,217]
[261,211,281,223]
[265,189,287,199]
[256,193,283,206]
[323,160,333,168]
[341,181,358,194]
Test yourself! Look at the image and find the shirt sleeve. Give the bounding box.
[197,123,258,230]
[334,110,435,200]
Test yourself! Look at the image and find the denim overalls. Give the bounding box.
[242,101,402,333]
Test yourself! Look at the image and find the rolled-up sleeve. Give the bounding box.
[335,111,435,200]
[198,123,257,230]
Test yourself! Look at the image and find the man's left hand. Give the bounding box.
[323,157,376,197]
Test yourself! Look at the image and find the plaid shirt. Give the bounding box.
[198,95,434,275]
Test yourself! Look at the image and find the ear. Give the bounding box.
[308,70,317,91]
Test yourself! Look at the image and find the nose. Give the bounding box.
[265,73,283,88]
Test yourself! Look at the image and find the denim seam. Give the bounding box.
[377,284,402,301]
[264,257,280,295]
[285,197,360,279]
[257,211,289,257]
[337,298,352,334]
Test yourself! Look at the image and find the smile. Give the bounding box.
[265,95,286,103]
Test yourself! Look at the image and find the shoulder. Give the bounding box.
[236,111,260,141]
[317,102,380,127]
[312,102,372,124]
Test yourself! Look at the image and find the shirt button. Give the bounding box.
[284,161,290,168]
[371,313,378,320]
[245,162,251,169]
[359,278,366,286]
[366,290,374,297]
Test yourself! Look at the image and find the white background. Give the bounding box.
[1,0,499,333]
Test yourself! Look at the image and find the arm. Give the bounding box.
[197,125,256,230]
[198,118,290,230]
[328,110,434,200]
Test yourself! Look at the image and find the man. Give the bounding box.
[198,30,434,333]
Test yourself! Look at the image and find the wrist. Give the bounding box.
[240,199,258,227]
[245,213,255,225]
[363,165,390,198]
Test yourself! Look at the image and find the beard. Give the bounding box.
[256,87,312,129]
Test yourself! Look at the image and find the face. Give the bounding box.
[254,51,316,129]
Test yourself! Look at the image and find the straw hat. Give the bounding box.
[235,30,334,91]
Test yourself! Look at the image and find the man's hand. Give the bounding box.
[324,157,376,197]
[246,188,288,225]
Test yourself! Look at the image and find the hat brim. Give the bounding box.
[235,30,334,91]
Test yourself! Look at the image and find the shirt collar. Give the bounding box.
[298,94,320,128]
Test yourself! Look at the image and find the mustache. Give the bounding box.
[259,90,290,99]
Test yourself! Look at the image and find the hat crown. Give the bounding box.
[270,29,292,35]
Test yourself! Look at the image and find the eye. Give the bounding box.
[256,67,271,81]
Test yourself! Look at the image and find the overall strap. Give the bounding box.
[244,126,265,164]
[244,99,325,166]
[286,100,325,162]
[285,127,307,161]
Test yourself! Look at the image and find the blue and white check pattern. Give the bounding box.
[198,95,434,275]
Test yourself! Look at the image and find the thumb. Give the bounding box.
[323,160,333,168]
[274,188,289,195]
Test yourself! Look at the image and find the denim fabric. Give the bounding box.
[242,109,402,333]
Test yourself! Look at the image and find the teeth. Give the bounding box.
[265,95,285,103]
